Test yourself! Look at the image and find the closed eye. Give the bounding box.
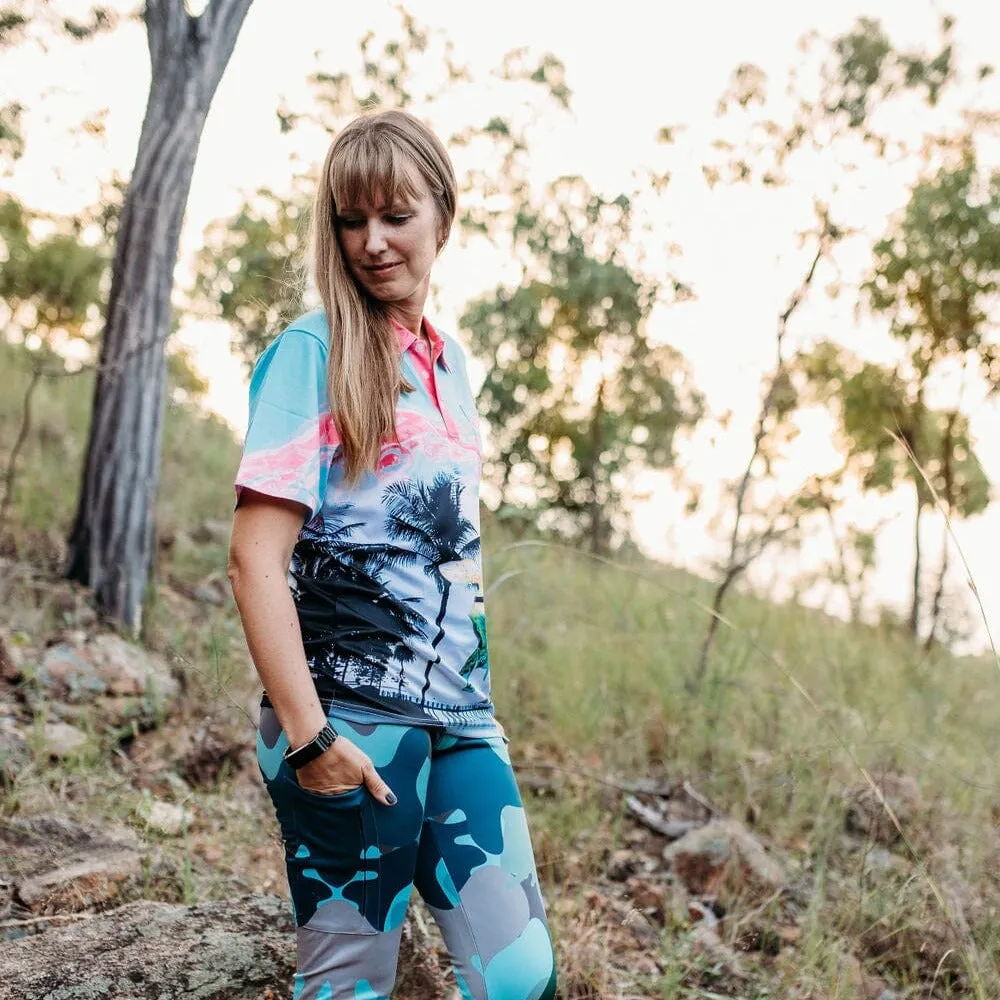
[336,214,411,228]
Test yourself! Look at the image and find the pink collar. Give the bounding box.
[390,315,450,371]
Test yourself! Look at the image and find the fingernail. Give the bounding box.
[386,791,397,805]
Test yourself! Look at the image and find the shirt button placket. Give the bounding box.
[429,354,459,441]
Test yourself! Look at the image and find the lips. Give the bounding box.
[366,262,402,276]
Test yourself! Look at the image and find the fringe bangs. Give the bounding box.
[328,132,424,212]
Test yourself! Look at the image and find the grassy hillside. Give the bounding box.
[2,338,999,998]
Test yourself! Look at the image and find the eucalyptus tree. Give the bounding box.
[808,159,999,643]
[462,178,703,554]
[61,0,255,632]
[703,14,998,645]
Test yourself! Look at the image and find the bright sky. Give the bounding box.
[4,0,999,653]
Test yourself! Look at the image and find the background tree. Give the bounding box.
[193,184,308,373]
[462,176,702,553]
[63,0,255,633]
[0,197,108,541]
[703,14,998,647]
[861,159,1000,642]
[691,208,844,689]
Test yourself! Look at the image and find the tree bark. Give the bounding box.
[587,375,606,554]
[924,409,957,651]
[65,0,254,631]
[909,499,923,638]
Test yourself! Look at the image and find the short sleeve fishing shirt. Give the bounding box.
[234,309,499,736]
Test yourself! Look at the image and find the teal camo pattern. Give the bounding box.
[257,706,557,1000]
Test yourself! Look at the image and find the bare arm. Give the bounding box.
[228,490,395,803]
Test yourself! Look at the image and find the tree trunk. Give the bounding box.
[909,498,923,638]
[64,0,254,631]
[924,410,958,651]
[587,375,606,554]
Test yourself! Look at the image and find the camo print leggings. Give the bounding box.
[256,705,558,1000]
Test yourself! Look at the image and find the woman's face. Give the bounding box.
[335,167,444,326]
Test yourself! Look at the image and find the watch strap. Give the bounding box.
[283,721,338,770]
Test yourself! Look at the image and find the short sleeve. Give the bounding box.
[234,328,338,523]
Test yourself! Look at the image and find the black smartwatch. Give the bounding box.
[283,721,338,770]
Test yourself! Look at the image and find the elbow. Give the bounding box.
[227,539,289,599]
[226,543,247,597]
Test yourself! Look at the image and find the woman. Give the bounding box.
[227,109,557,1000]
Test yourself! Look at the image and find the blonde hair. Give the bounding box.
[309,109,457,487]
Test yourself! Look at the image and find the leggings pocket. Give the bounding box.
[281,776,382,935]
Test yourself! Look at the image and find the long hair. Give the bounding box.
[309,109,457,487]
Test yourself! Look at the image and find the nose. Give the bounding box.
[365,222,388,256]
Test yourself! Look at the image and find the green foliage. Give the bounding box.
[462,178,703,551]
[501,49,572,109]
[60,6,117,40]
[0,8,28,44]
[711,15,981,187]
[794,341,990,518]
[0,102,25,165]
[0,338,233,559]
[192,187,308,372]
[1,2,118,47]
[825,14,960,135]
[0,195,108,341]
[828,17,893,127]
[166,347,210,400]
[710,15,997,642]
[864,161,1000,376]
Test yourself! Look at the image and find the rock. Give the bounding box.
[845,772,921,847]
[192,519,232,545]
[191,574,230,606]
[16,848,143,913]
[0,893,295,999]
[0,629,27,682]
[621,906,661,945]
[663,819,785,899]
[1,815,144,923]
[86,634,178,702]
[41,721,88,758]
[36,632,180,733]
[689,922,746,978]
[178,727,251,789]
[135,797,195,837]
[607,849,640,882]
[0,718,29,789]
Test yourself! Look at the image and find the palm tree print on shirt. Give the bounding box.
[291,504,426,690]
[382,472,481,707]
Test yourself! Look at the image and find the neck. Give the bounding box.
[386,305,424,337]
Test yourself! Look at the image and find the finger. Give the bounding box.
[362,762,397,806]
